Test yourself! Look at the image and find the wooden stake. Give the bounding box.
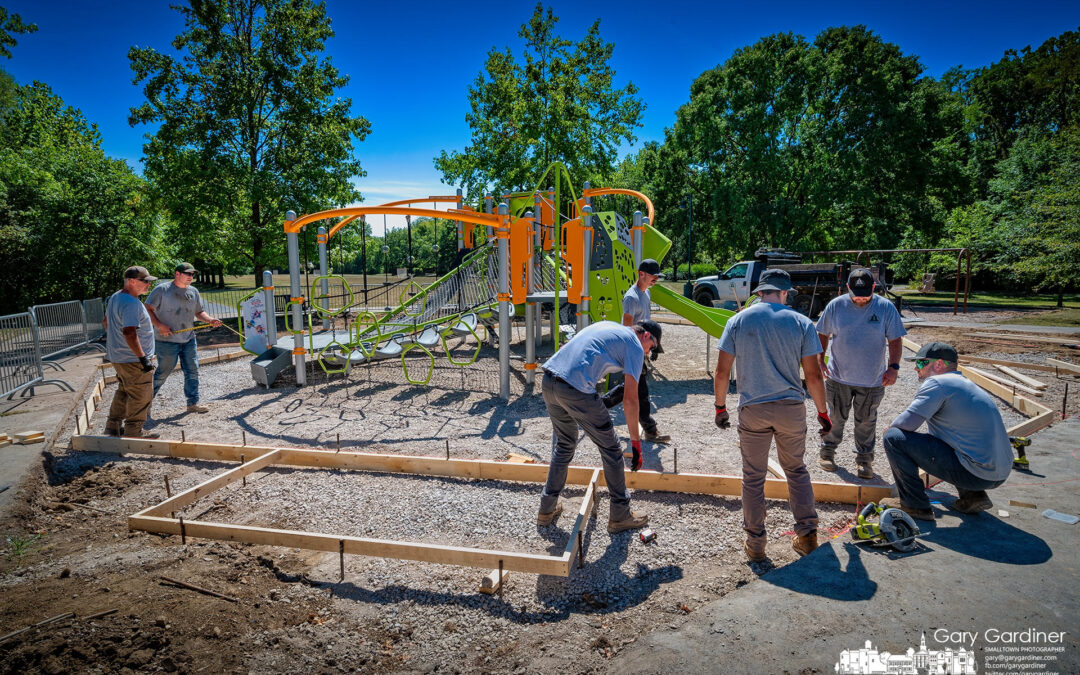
[181,430,186,443]
[242,431,247,446]
[178,516,186,545]
[445,439,450,460]
[159,576,237,603]
[336,433,341,453]
[241,454,246,486]
[165,475,172,497]
[1064,382,1069,420]
[339,539,345,582]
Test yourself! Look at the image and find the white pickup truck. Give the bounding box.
[690,250,890,319]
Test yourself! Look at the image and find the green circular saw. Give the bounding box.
[850,502,921,552]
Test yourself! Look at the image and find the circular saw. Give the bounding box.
[850,502,921,552]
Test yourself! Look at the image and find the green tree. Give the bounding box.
[434,3,644,197]
[129,0,370,286]
[0,82,158,312]
[0,6,37,112]
[668,27,961,264]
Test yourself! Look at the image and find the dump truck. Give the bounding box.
[690,249,891,319]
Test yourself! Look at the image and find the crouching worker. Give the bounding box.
[882,342,1012,521]
[537,320,663,534]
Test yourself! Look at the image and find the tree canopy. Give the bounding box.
[129,0,370,286]
[434,3,644,197]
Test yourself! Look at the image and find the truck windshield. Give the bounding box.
[724,264,748,279]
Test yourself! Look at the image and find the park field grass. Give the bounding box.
[998,308,1080,327]
[895,289,1080,310]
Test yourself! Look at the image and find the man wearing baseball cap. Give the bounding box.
[882,341,1011,520]
[713,268,830,561]
[536,320,659,535]
[601,258,671,443]
[815,267,906,480]
[103,266,160,438]
[145,262,222,414]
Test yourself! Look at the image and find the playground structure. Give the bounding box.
[256,164,736,397]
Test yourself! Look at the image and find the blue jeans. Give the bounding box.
[882,427,1004,510]
[153,339,200,406]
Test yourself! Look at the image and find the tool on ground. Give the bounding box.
[850,502,921,552]
[639,528,657,543]
[1010,435,1032,471]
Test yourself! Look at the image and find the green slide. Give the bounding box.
[650,284,734,339]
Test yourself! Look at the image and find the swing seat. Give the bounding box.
[416,326,441,347]
[374,333,406,358]
[449,313,478,337]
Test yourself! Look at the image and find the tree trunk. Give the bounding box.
[1057,292,1064,308]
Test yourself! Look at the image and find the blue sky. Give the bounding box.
[4,0,1078,234]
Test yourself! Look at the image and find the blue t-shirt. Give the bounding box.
[542,321,644,394]
[718,301,822,408]
[816,294,906,388]
[621,285,651,324]
[899,371,1012,481]
[106,289,155,363]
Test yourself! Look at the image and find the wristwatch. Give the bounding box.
[889,363,900,370]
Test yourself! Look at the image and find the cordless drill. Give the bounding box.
[1010,436,1031,471]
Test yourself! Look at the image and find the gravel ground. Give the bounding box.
[9,316,1075,672]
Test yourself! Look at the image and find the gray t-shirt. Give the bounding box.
[816,294,906,388]
[145,281,208,343]
[718,301,822,408]
[542,321,644,394]
[898,371,1012,481]
[106,290,155,363]
[621,285,651,324]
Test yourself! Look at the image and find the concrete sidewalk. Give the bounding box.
[613,417,1080,674]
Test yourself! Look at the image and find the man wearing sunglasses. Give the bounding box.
[104,266,160,439]
[537,320,662,535]
[145,262,222,414]
[882,341,1012,520]
[713,268,830,561]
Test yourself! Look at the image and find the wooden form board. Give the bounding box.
[969,332,1080,346]
[959,356,1061,374]
[1046,358,1080,376]
[991,364,1046,390]
[74,375,106,436]
[71,435,891,577]
[963,366,1043,397]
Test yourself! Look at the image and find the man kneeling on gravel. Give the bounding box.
[882,341,1012,521]
[537,320,661,535]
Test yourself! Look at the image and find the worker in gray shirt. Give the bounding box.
[538,320,661,535]
[882,341,1011,521]
[816,268,906,479]
[145,262,222,414]
[601,258,670,443]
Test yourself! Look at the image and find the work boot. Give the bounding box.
[104,424,122,438]
[537,501,563,526]
[952,490,993,514]
[856,461,874,480]
[607,511,649,534]
[186,403,209,414]
[122,424,160,440]
[744,540,767,563]
[792,531,819,557]
[644,430,671,444]
[818,450,837,472]
[881,498,935,522]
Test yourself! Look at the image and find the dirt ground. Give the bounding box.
[1,307,1078,674]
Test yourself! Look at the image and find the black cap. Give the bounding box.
[638,259,660,275]
[640,319,664,354]
[848,268,875,297]
[905,341,958,363]
[756,268,792,293]
[124,266,158,282]
[175,262,198,274]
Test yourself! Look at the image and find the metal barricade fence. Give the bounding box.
[0,311,73,399]
[30,300,89,360]
[83,297,106,341]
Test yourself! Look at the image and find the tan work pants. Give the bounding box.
[106,361,154,433]
[737,399,819,545]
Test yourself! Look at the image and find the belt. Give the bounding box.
[543,371,572,387]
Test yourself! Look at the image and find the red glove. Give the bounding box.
[630,440,643,471]
[715,404,730,429]
[817,411,833,436]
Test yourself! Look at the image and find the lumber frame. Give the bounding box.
[959,356,1061,373]
[71,435,893,578]
[991,364,1046,390]
[1046,358,1080,376]
[963,366,1043,397]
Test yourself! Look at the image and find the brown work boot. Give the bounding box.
[607,511,649,534]
[537,501,563,526]
[104,425,122,438]
[122,424,160,440]
[186,403,209,414]
[952,490,993,514]
[644,430,671,444]
[856,461,874,480]
[744,540,767,563]
[881,498,935,522]
[818,450,837,472]
[792,531,819,557]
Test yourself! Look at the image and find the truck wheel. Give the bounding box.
[693,288,716,307]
